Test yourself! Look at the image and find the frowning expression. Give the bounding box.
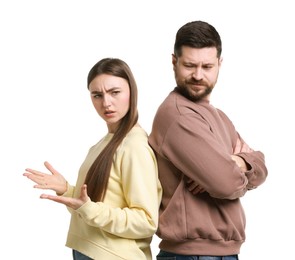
[173,46,222,102]
[89,74,130,133]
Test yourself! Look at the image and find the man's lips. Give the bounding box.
[187,80,206,86]
[190,84,204,91]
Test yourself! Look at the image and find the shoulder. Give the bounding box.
[117,126,156,161]
[125,126,148,142]
[215,107,235,125]
[119,126,151,151]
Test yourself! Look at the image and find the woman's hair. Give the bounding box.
[174,20,222,59]
[84,58,138,201]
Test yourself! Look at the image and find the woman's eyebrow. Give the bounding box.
[91,87,120,95]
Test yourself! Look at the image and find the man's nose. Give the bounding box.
[192,68,203,80]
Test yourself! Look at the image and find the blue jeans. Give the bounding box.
[156,250,239,260]
[72,250,93,260]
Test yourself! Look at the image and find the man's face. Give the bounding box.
[173,46,222,102]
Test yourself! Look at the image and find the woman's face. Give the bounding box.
[89,74,130,133]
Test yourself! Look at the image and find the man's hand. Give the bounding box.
[231,155,249,172]
[186,178,206,195]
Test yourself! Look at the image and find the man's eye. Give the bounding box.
[203,65,213,69]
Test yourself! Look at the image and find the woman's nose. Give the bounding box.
[103,96,111,108]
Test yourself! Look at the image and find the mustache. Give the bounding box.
[186,79,207,85]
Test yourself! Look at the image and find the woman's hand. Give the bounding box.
[40,184,90,210]
[23,161,67,195]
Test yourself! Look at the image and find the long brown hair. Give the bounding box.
[84,58,138,201]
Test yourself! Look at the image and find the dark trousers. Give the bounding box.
[156,250,239,260]
[72,250,93,260]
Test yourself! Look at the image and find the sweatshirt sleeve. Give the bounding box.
[75,134,161,239]
[232,133,268,189]
[161,113,252,200]
[61,183,76,214]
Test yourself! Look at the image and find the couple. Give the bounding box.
[23,20,268,260]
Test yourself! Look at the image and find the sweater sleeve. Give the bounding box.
[233,134,268,190]
[75,133,161,239]
[61,183,76,214]
[161,113,251,200]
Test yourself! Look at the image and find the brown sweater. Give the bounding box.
[148,89,268,256]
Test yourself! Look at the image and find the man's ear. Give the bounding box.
[219,57,223,67]
[172,54,177,71]
[172,53,177,65]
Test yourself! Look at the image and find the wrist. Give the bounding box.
[56,181,68,195]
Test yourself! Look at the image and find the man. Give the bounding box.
[148,20,268,260]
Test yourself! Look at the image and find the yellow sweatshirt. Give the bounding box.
[63,126,162,259]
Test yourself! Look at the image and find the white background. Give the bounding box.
[1,0,294,259]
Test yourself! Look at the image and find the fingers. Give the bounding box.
[23,168,44,177]
[40,186,89,210]
[80,184,87,195]
[40,193,69,205]
[231,155,248,172]
[185,179,206,195]
[23,172,46,187]
[191,186,205,195]
[80,184,90,203]
[188,184,202,194]
[33,183,49,190]
[44,161,58,176]
[186,179,193,184]
[31,178,49,190]
[40,193,51,199]
[186,179,199,191]
[23,165,51,189]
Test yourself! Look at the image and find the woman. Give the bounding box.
[23,58,162,260]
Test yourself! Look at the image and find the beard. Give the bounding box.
[175,80,213,102]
